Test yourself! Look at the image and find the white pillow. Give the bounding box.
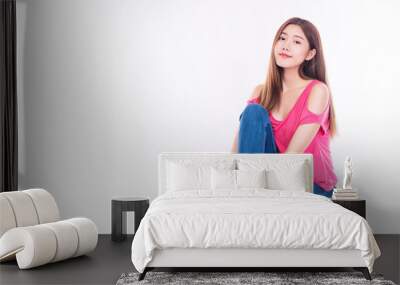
[211,168,267,190]
[211,168,236,189]
[237,169,267,188]
[167,162,210,191]
[166,159,235,191]
[237,159,308,191]
[267,162,307,192]
[266,167,307,191]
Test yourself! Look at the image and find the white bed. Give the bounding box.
[131,152,381,281]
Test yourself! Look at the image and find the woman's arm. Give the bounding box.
[285,124,321,153]
[285,83,330,153]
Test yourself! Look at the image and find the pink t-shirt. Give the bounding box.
[246,80,337,191]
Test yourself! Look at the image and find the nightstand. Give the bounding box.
[111,197,150,241]
[332,199,366,219]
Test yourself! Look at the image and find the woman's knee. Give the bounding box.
[240,104,271,123]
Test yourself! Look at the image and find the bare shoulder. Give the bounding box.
[307,81,330,114]
[249,84,264,100]
[312,81,330,94]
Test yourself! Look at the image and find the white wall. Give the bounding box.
[16,0,400,234]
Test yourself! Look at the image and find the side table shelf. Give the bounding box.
[111,197,150,242]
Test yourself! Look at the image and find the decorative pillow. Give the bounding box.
[265,163,307,191]
[211,168,267,190]
[236,169,267,188]
[211,168,236,190]
[166,159,235,191]
[237,159,308,191]
[167,162,210,191]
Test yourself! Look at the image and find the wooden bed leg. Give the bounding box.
[138,268,148,281]
[354,267,372,280]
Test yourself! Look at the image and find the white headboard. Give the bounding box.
[158,152,314,195]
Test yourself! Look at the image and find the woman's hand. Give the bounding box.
[231,128,238,153]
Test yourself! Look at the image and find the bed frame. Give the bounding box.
[140,248,371,280]
[137,152,372,281]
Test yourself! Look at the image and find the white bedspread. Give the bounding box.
[131,189,381,273]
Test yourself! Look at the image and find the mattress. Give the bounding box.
[131,189,381,273]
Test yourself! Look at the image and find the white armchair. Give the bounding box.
[0,188,98,269]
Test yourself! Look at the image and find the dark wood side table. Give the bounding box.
[332,199,366,219]
[111,197,150,242]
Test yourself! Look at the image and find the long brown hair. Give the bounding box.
[258,17,337,138]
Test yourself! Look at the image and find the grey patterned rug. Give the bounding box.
[116,271,397,285]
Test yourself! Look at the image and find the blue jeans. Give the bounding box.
[313,183,333,198]
[238,104,278,154]
[238,103,333,198]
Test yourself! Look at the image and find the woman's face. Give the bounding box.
[274,24,315,69]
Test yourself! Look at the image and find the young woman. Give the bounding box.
[231,17,338,198]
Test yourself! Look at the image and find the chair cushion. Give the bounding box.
[24,188,60,224]
[0,196,16,237]
[0,218,98,269]
[0,189,60,238]
[0,191,39,228]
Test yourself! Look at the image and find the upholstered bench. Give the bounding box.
[0,188,98,269]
